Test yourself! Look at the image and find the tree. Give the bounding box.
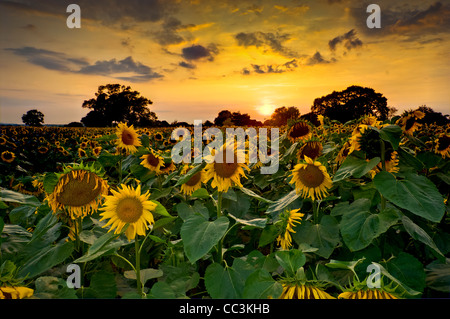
[81,84,156,127]
[214,110,233,126]
[415,105,450,126]
[311,85,389,123]
[22,109,44,126]
[265,106,300,126]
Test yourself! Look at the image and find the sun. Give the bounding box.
[257,101,275,117]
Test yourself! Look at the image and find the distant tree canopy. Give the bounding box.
[412,106,450,125]
[213,110,262,126]
[81,84,157,127]
[264,106,300,126]
[22,109,44,126]
[311,85,390,123]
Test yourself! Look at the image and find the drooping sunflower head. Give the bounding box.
[203,142,249,193]
[140,149,164,173]
[99,184,157,241]
[46,163,109,220]
[338,288,398,299]
[296,139,323,161]
[1,151,15,163]
[435,133,450,158]
[336,141,351,164]
[276,208,304,250]
[397,114,421,135]
[289,156,332,201]
[287,120,312,143]
[115,122,142,154]
[279,283,335,299]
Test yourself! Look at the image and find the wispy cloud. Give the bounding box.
[328,29,363,52]
[5,47,162,82]
[241,59,298,75]
[235,31,298,58]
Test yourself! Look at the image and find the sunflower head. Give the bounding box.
[287,120,312,143]
[296,139,323,161]
[46,163,109,220]
[203,143,249,193]
[435,133,450,158]
[279,282,335,299]
[180,164,205,196]
[99,184,157,241]
[140,149,164,173]
[276,208,304,250]
[289,156,332,201]
[115,122,142,154]
[1,151,15,163]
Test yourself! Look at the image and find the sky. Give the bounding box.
[0,0,449,125]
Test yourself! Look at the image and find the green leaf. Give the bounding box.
[8,206,37,225]
[292,215,340,258]
[425,260,450,293]
[43,172,59,194]
[33,276,78,299]
[124,268,163,285]
[243,269,283,299]
[240,187,274,204]
[401,215,444,257]
[339,198,399,251]
[74,230,128,263]
[204,259,254,299]
[151,200,171,217]
[0,188,41,207]
[333,155,380,182]
[383,253,425,295]
[373,171,445,223]
[266,189,301,215]
[258,224,279,247]
[190,188,210,198]
[18,241,74,278]
[180,215,229,263]
[228,213,267,229]
[378,124,402,150]
[82,271,117,299]
[275,249,306,277]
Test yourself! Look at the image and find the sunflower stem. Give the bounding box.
[216,191,223,265]
[380,140,387,210]
[313,200,319,224]
[135,238,144,298]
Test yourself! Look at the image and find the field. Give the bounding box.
[0,112,449,299]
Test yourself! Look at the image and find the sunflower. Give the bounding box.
[153,131,164,142]
[78,148,87,158]
[289,156,332,201]
[0,286,34,299]
[99,184,157,241]
[37,146,49,154]
[336,141,351,164]
[435,133,450,158]
[203,143,249,193]
[287,120,312,143]
[115,122,142,154]
[140,149,164,173]
[276,209,304,250]
[279,283,335,299]
[180,164,205,196]
[1,151,15,163]
[369,150,400,178]
[296,140,323,161]
[46,164,109,220]
[157,160,176,175]
[397,114,421,135]
[92,146,102,157]
[338,288,398,299]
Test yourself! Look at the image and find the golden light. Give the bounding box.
[257,100,276,117]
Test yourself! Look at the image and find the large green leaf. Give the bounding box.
[75,229,129,263]
[204,259,254,299]
[274,249,306,277]
[339,198,399,251]
[265,189,302,215]
[33,276,78,299]
[180,215,229,263]
[292,215,340,258]
[333,155,380,182]
[401,215,444,258]
[243,268,283,299]
[373,171,445,223]
[0,188,41,207]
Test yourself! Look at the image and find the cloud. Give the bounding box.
[178,61,196,69]
[235,31,298,58]
[5,46,162,82]
[328,29,363,52]
[241,59,298,75]
[305,51,333,65]
[350,1,450,37]
[181,44,218,61]
[152,17,188,46]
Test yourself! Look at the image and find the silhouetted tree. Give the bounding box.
[22,109,44,126]
[65,121,84,127]
[415,106,450,125]
[265,106,300,126]
[214,110,233,126]
[311,85,389,123]
[81,84,156,127]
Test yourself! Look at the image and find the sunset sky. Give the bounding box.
[0,0,449,125]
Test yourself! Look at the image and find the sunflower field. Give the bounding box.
[0,109,449,300]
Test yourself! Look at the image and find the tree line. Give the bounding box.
[21,84,449,127]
